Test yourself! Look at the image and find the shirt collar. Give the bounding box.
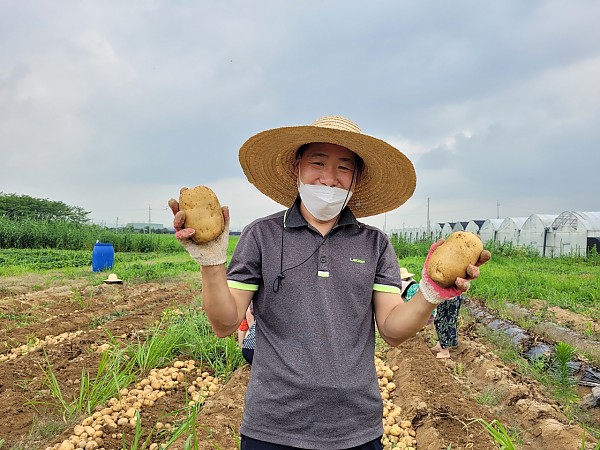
[284,196,359,229]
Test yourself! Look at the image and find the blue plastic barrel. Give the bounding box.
[92,242,114,272]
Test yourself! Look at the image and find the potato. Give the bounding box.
[427,231,484,288]
[179,186,225,244]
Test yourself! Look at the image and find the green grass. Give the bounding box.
[469,418,521,449]
[0,216,182,252]
[71,288,94,308]
[475,385,504,407]
[469,255,600,318]
[31,346,137,419]
[0,311,33,326]
[171,305,246,380]
[0,236,239,284]
[128,322,186,376]
[394,242,600,320]
[89,310,129,328]
[2,235,597,320]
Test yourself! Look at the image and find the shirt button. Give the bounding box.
[320,256,327,263]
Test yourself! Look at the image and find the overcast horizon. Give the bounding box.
[2,1,599,233]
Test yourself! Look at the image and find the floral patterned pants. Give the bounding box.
[434,294,464,349]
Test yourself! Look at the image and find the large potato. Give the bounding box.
[427,231,484,288]
[179,186,225,244]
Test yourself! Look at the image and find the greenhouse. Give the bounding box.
[478,219,504,244]
[496,217,528,246]
[549,211,600,256]
[391,211,600,257]
[394,226,425,242]
[452,221,470,233]
[441,222,455,238]
[466,220,485,234]
[519,214,558,256]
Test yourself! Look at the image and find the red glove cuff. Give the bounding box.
[420,241,463,305]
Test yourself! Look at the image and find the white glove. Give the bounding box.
[169,199,230,266]
[178,221,229,266]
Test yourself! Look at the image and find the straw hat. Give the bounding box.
[104,273,123,284]
[238,115,416,218]
[400,267,415,279]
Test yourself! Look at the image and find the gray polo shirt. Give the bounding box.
[227,199,402,449]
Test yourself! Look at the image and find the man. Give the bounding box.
[169,116,490,450]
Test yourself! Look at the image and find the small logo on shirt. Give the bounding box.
[350,258,365,264]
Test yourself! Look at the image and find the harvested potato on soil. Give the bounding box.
[427,231,484,288]
[179,186,225,244]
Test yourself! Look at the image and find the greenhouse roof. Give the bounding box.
[500,217,528,229]
[482,218,504,230]
[552,211,600,231]
[532,214,559,227]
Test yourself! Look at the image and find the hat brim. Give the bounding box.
[239,125,416,218]
[104,277,123,283]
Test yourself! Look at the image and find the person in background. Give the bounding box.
[237,303,255,347]
[238,317,250,346]
[430,293,465,359]
[400,267,434,326]
[400,267,418,302]
[169,115,490,450]
[242,320,256,365]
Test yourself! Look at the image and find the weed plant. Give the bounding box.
[551,342,579,408]
[469,418,520,449]
[89,310,128,328]
[475,385,503,407]
[174,305,246,379]
[128,322,186,375]
[160,404,202,450]
[32,347,136,419]
[123,410,170,450]
[0,311,33,327]
[71,288,93,308]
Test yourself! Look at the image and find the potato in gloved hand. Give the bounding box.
[426,231,484,288]
[178,186,225,244]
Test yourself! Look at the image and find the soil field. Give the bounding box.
[0,274,598,450]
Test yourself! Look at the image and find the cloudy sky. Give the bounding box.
[2,1,599,232]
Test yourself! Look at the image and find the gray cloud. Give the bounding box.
[1,0,599,231]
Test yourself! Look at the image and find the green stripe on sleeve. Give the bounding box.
[373,283,401,294]
[227,280,259,291]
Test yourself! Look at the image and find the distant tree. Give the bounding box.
[0,193,90,224]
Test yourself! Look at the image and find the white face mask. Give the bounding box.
[297,172,353,222]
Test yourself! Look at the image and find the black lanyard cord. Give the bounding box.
[273,168,356,293]
[272,213,338,293]
[272,233,327,292]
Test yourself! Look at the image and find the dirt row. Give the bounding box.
[0,279,197,448]
[0,277,598,449]
[178,329,599,450]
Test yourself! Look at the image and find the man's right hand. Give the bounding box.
[168,195,230,266]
